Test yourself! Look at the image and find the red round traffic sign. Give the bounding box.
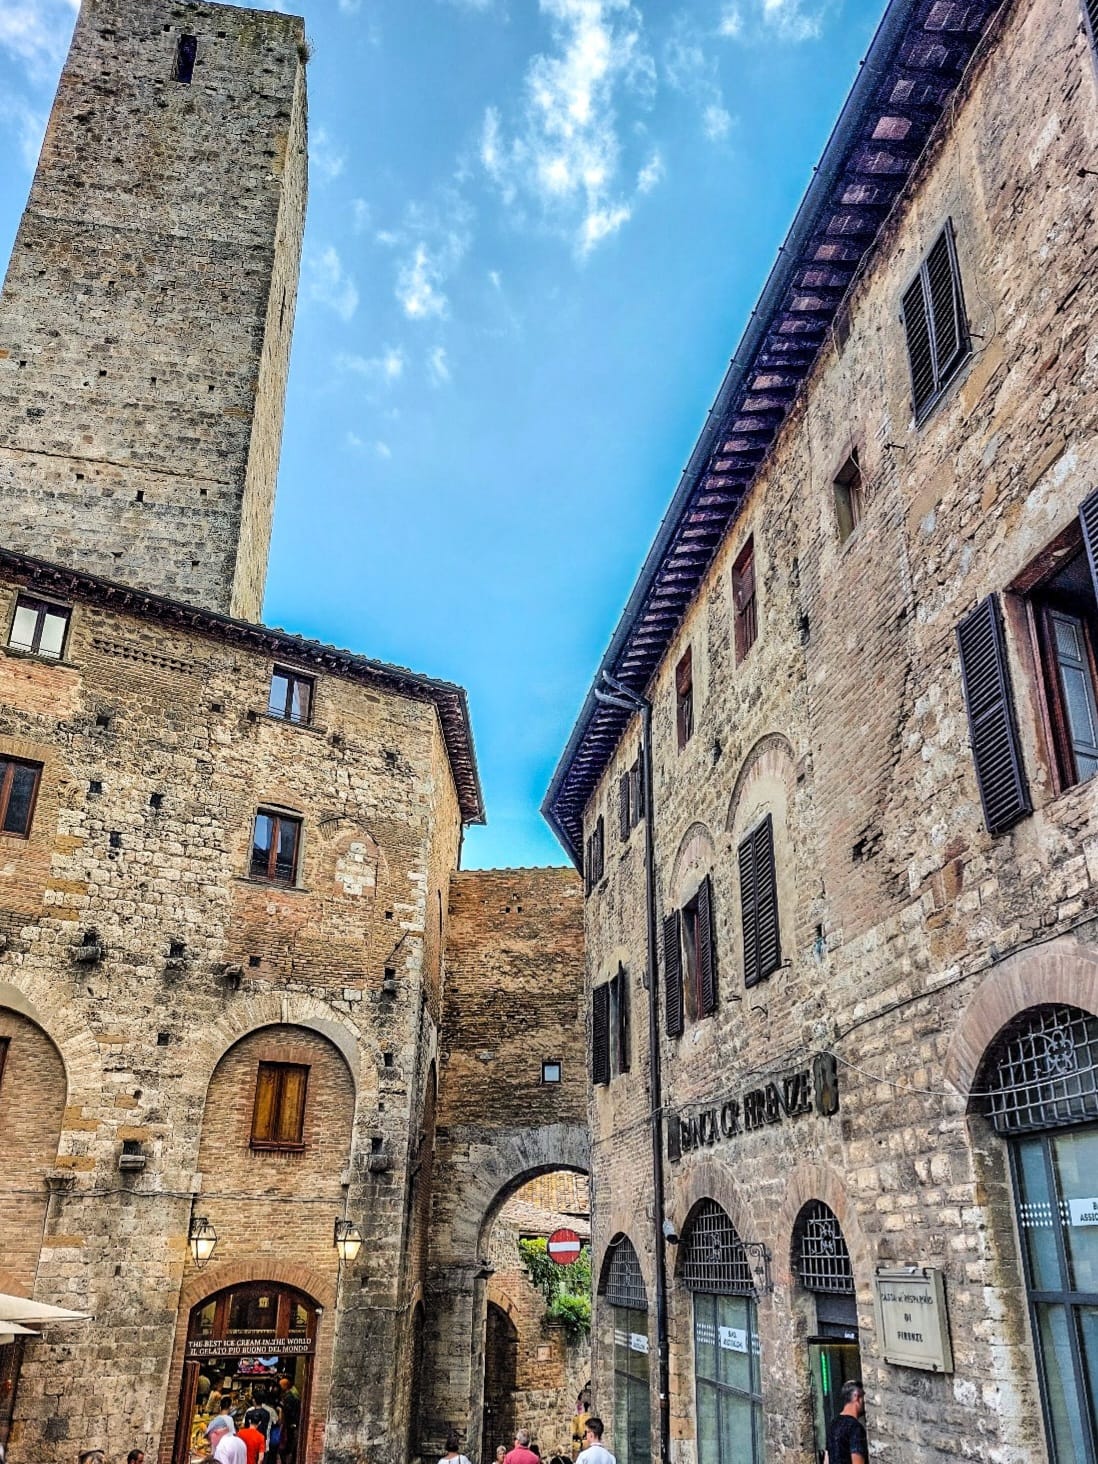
[547,1227,582,1266]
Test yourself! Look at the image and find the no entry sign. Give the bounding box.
[547,1228,582,1266]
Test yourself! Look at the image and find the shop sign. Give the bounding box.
[668,1052,839,1161]
[717,1326,748,1353]
[1068,1197,1098,1226]
[186,1335,313,1359]
[874,1267,953,1373]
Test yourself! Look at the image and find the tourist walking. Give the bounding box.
[824,1380,869,1464]
[207,1414,247,1464]
[439,1432,473,1464]
[503,1429,539,1464]
[576,1417,614,1464]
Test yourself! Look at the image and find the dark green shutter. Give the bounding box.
[956,594,1031,836]
[664,910,684,1038]
[619,772,631,842]
[592,982,610,1086]
[614,964,630,1073]
[740,816,781,988]
[697,874,718,1016]
[1079,488,1098,601]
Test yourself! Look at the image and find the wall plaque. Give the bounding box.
[874,1267,953,1373]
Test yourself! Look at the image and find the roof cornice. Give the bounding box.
[542,0,1007,866]
[0,547,485,826]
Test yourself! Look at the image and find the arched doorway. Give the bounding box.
[172,1282,319,1464]
[483,1302,519,1452]
[791,1201,861,1463]
[597,1235,650,1464]
[975,1003,1098,1463]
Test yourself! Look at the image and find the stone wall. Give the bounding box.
[578,0,1098,1459]
[0,0,306,620]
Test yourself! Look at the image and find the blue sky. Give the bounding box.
[0,0,884,868]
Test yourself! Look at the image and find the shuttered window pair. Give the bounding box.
[901,222,969,425]
[739,815,782,989]
[585,815,605,895]
[664,875,717,1037]
[958,491,1098,833]
[618,756,645,842]
[251,1061,309,1150]
[676,648,694,749]
[592,965,630,1085]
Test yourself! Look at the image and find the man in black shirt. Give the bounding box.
[824,1379,868,1464]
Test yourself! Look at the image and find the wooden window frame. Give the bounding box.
[8,595,71,660]
[585,815,605,896]
[901,221,970,427]
[0,757,42,839]
[268,666,315,726]
[732,539,758,662]
[250,1061,309,1151]
[676,648,694,749]
[610,964,630,1077]
[739,816,782,989]
[250,809,302,884]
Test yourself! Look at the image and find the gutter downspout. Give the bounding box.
[594,671,671,1464]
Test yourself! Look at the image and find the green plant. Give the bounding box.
[517,1237,592,1341]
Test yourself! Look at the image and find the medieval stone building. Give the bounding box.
[545,0,1098,1460]
[0,4,585,1463]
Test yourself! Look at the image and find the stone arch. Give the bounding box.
[943,935,1098,1098]
[189,994,376,1095]
[723,732,796,834]
[667,821,717,907]
[666,1155,754,1249]
[775,1162,874,1296]
[459,1124,591,1258]
[0,977,94,1099]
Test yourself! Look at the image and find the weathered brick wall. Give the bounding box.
[422,868,587,1460]
[0,0,306,620]
[0,1008,67,1295]
[580,0,1098,1460]
[0,569,463,1464]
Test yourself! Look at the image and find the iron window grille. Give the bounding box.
[602,1236,648,1311]
[985,1004,1098,1135]
[681,1200,755,1296]
[797,1202,855,1294]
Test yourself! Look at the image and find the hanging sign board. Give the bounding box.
[874,1267,953,1373]
[186,1335,313,1359]
[547,1228,582,1265]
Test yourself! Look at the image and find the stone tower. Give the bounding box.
[0,0,307,621]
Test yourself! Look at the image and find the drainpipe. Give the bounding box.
[594,671,671,1464]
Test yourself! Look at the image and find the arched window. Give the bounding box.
[599,1236,650,1464]
[680,1201,762,1464]
[793,1202,860,1463]
[979,1005,1098,1462]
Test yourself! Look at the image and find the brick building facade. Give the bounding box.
[0,4,585,1463]
[545,0,1098,1460]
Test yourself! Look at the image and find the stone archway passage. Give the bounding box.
[172,1281,319,1464]
[483,1302,519,1453]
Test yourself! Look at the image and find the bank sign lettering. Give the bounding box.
[874,1267,953,1372]
[669,1052,839,1160]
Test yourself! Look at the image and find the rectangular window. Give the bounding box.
[629,756,645,827]
[664,876,717,1034]
[619,770,632,844]
[0,757,42,838]
[739,816,781,988]
[732,539,757,662]
[173,33,198,84]
[901,221,969,425]
[592,981,611,1086]
[0,1037,8,1094]
[676,648,694,749]
[268,667,314,725]
[833,452,864,544]
[610,964,630,1076]
[542,1059,562,1084]
[585,815,605,895]
[250,1062,309,1150]
[8,596,70,659]
[250,810,302,884]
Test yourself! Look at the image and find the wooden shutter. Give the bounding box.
[754,817,782,982]
[619,772,631,842]
[739,834,759,987]
[902,271,935,420]
[615,966,630,1073]
[592,982,611,1086]
[251,1064,279,1144]
[956,594,1031,835]
[632,756,645,821]
[277,1064,309,1145]
[1084,0,1098,54]
[1079,489,1098,602]
[697,875,718,1016]
[925,227,965,384]
[663,910,684,1038]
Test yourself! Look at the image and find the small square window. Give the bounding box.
[268,667,314,725]
[833,451,864,544]
[251,1061,309,1150]
[0,757,42,837]
[732,539,757,662]
[250,810,302,884]
[542,1059,562,1084]
[675,648,694,749]
[8,596,70,659]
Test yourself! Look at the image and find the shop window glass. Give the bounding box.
[250,1061,309,1151]
[601,1236,650,1464]
[228,1289,279,1334]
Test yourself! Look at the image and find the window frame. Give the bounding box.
[250,1061,310,1152]
[900,220,970,427]
[0,757,43,839]
[173,33,198,84]
[585,815,605,896]
[0,1036,9,1095]
[268,666,315,726]
[7,595,71,660]
[738,815,782,989]
[675,648,694,749]
[833,451,865,544]
[249,808,303,885]
[732,539,758,662]
[541,1058,563,1085]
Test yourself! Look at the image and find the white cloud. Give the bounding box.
[0,95,48,169]
[759,0,823,41]
[374,440,393,459]
[718,0,824,43]
[311,127,346,183]
[0,0,77,84]
[480,0,657,255]
[637,152,663,193]
[351,198,371,233]
[427,346,451,385]
[305,246,359,322]
[338,0,362,11]
[397,243,449,320]
[488,269,503,291]
[718,4,743,36]
[337,346,405,383]
[703,104,732,140]
[664,19,736,145]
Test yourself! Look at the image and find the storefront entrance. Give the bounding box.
[172,1283,318,1464]
[795,1201,862,1463]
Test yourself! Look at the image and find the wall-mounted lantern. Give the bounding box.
[334,1218,363,1265]
[188,1215,218,1269]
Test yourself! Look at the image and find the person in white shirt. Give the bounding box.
[576,1417,615,1464]
[206,1414,247,1464]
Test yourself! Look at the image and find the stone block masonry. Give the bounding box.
[0,0,306,621]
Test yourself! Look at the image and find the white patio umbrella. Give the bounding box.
[0,1321,39,1344]
[0,1294,89,1324]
